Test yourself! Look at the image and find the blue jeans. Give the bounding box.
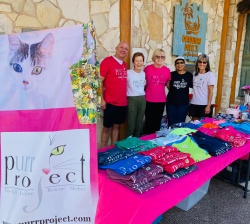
[166,103,189,127]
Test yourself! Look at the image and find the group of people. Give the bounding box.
[100,41,215,148]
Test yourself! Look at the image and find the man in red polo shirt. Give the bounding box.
[100,41,129,148]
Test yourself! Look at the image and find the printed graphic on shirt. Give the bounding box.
[116,68,127,79]
[151,74,165,85]
[193,77,204,87]
[173,79,187,89]
[133,80,145,88]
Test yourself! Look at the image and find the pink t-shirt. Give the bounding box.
[144,64,171,102]
[100,56,128,106]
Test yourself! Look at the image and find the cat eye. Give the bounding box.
[32,66,42,75]
[13,63,22,73]
[51,145,65,156]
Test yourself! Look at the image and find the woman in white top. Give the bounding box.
[189,54,215,120]
[126,52,146,137]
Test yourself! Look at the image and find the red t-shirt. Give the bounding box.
[100,56,128,106]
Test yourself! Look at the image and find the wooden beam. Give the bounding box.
[230,13,245,104]
[119,0,131,140]
[120,0,131,68]
[244,10,250,14]
[215,0,230,114]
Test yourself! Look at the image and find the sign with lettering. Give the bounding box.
[1,129,95,224]
[173,0,208,61]
[0,25,98,224]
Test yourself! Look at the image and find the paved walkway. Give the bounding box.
[159,178,250,224]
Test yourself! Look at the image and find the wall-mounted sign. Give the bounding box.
[173,0,208,61]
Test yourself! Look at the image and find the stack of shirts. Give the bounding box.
[98,147,137,166]
[168,122,202,129]
[98,137,169,193]
[99,154,152,175]
[152,134,186,146]
[171,136,211,162]
[192,131,232,156]
[215,127,247,147]
[140,146,197,178]
[219,122,250,135]
[115,136,158,152]
[215,113,236,122]
[198,126,247,148]
[107,163,171,194]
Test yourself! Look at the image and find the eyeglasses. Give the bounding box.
[198,61,207,64]
[176,62,184,65]
[155,55,165,59]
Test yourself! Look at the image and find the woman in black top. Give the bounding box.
[166,56,193,127]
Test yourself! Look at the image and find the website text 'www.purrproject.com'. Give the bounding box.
[2,215,91,224]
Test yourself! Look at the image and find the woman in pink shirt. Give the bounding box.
[144,49,171,134]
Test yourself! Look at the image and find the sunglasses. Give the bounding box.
[155,55,165,59]
[198,61,207,64]
[176,62,184,65]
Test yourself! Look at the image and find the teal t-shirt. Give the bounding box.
[115,136,157,152]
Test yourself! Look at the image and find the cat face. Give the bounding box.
[8,33,54,91]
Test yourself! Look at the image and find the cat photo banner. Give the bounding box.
[0,25,83,110]
[0,25,99,224]
[1,130,95,224]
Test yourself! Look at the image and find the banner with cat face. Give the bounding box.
[0,25,83,110]
[0,25,98,224]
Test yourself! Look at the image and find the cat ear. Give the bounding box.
[38,33,54,56]
[8,34,22,51]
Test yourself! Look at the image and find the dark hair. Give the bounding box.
[194,54,211,76]
[132,52,145,63]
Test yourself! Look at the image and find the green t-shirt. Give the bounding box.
[170,128,197,136]
[172,136,211,162]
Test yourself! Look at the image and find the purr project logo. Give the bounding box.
[1,129,93,223]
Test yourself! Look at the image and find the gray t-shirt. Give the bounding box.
[127,69,146,96]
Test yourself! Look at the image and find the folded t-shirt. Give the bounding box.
[99,154,152,175]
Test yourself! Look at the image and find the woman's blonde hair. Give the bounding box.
[152,49,165,62]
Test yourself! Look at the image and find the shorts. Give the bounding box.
[188,104,213,118]
[103,103,128,128]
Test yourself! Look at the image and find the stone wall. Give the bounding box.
[0,0,119,57]
[0,0,246,148]
[132,0,246,109]
[0,0,245,107]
